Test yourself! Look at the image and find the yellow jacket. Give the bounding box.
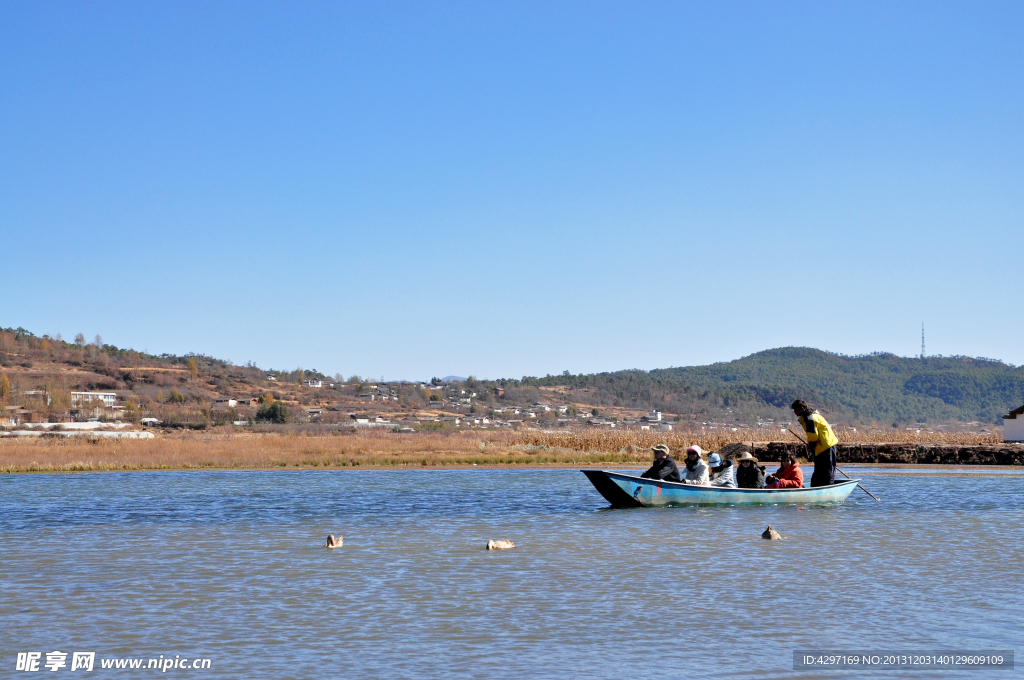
[799,411,838,455]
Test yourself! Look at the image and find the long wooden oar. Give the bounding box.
[786,428,880,502]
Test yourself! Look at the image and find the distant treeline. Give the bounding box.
[512,348,1024,425]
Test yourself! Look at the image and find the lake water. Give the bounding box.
[2,468,1022,679]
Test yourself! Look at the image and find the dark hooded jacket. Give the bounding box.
[736,461,766,489]
[641,456,682,482]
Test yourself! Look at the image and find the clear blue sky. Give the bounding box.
[2,2,1021,379]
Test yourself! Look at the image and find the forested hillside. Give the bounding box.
[522,348,1024,425]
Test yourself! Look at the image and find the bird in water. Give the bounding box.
[761,526,783,540]
[324,534,343,548]
[486,539,515,550]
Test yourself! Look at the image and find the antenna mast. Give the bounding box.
[921,323,925,359]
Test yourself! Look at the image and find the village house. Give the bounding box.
[23,389,51,405]
[1004,399,1024,442]
[305,379,322,388]
[212,398,238,410]
[4,405,44,424]
[70,391,118,408]
[14,407,43,423]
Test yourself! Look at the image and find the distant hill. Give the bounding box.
[522,348,1024,425]
[3,322,1020,426]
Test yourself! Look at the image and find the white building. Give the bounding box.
[1004,401,1024,442]
[305,379,322,388]
[70,392,118,408]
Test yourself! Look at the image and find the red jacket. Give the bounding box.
[771,463,804,488]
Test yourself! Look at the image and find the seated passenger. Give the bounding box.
[680,445,710,486]
[707,452,737,488]
[734,452,766,489]
[766,452,804,489]
[640,444,681,482]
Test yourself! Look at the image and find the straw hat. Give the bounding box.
[734,451,759,463]
[650,444,670,456]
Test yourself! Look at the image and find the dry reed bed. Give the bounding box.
[505,427,1002,452]
[0,427,1003,473]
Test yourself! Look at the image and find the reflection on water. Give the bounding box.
[2,469,1022,679]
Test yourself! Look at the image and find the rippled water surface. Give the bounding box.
[2,468,1022,679]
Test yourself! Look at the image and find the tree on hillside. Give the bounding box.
[187,358,199,385]
[0,373,9,402]
[0,332,14,358]
[256,402,289,424]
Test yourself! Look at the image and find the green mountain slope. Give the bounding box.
[525,348,1024,424]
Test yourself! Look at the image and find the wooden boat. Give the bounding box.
[581,470,860,507]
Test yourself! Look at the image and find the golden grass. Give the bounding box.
[506,426,1002,452]
[0,426,1004,473]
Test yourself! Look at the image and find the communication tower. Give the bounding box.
[921,323,925,359]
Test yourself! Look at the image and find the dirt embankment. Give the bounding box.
[753,441,1024,466]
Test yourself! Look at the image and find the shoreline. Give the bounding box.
[3,461,1024,476]
[2,430,1019,475]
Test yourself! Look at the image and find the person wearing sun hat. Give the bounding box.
[640,444,681,482]
[734,451,766,488]
[679,445,710,486]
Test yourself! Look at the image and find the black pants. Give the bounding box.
[810,446,836,487]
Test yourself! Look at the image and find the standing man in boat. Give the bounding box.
[640,444,682,482]
[791,399,839,487]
